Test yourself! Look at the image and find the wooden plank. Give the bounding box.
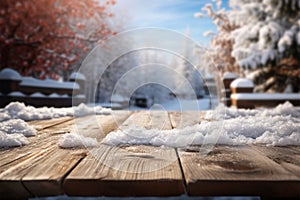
[72,111,130,140]
[0,113,130,198]
[179,145,300,198]
[169,111,206,128]
[0,117,78,199]
[121,111,172,130]
[0,119,76,167]
[28,116,73,131]
[252,145,300,178]
[64,111,185,196]
[22,113,130,197]
[64,144,184,197]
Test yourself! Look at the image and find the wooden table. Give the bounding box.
[0,111,299,199]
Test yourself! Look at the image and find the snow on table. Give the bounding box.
[0,108,299,199]
[0,102,111,148]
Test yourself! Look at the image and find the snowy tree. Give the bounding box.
[196,0,240,75]
[229,0,300,92]
[198,0,300,92]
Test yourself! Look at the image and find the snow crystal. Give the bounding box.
[0,131,28,147]
[59,133,98,148]
[102,102,300,147]
[230,78,254,88]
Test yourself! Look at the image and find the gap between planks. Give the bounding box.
[64,111,186,197]
[0,112,130,199]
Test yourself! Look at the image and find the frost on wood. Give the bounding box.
[103,102,300,147]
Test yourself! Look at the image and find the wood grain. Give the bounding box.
[28,116,73,131]
[178,145,300,198]
[169,111,206,128]
[121,111,172,130]
[252,145,300,178]
[64,144,184,196]
[0,117,80,199]
[0,113,130,198]
[64,111,185,196]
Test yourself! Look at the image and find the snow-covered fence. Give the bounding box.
[230,78,300,109]
[0,68,86,107]
[221,72,238,106]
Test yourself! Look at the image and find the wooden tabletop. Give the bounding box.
[0,111,299,199]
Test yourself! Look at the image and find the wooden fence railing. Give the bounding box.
[0,68,86,107]
[222,72,300,109]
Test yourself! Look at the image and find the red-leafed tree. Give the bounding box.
[0,0,116,79]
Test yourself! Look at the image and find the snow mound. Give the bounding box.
[20,77,80,90]
[8,91,26,97]
[0,119,36,136]
[102,102,300,147]
[49,93,61,98]
[59,133,98,148]
[0,102,111,148]
[1,102,111,121]
[30,92,46,98]
[223,72,238,79]
[69,72,86,81]
[0,68,22,81]
[230,78,254,88]
[0,131,28,147]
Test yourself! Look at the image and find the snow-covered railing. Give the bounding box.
[229,77,300,108]
[222,72,238,106]
[0,68,86,107]
[231,93,300,108]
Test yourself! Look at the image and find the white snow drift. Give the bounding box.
[0,102,111,147]
[102,102,300,147]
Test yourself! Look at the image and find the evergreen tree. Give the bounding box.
[198,0,300,92]
[229,0,300,92]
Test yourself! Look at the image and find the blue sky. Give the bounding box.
[111,0,228,46]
